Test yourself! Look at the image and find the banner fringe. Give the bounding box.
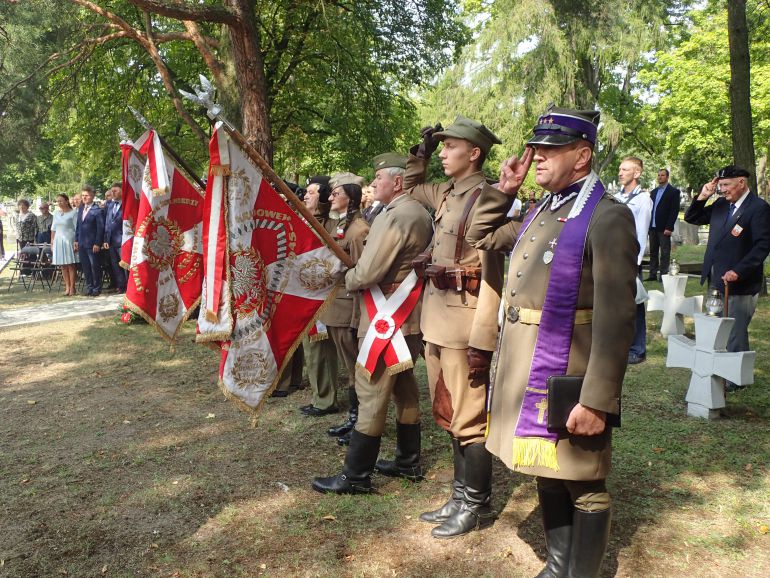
[385,360,414,376]
[511,437,559,471]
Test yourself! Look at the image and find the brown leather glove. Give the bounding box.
[467,346,493,382]
[415,123,443,159]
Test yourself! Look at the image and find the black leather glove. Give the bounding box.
[467,346,493,383]
[415,123,443,160]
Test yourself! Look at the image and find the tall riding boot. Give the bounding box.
[534,489,575,578]
[566,508,611,578]
[328,387,358,437]
[375,422,424,481]
[420,437,464,524]
[312,430,381,495]
[431,442,495,538]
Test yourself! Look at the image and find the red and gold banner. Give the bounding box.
[119,131,150,269]
[125,130,204,341]
[197,122,344,416]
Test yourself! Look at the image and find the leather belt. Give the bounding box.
[505,305,593,325]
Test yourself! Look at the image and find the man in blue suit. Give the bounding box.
[647,168,681,281]
[74,185,104,296]
[685,165,770,390]
[103,182,127,293]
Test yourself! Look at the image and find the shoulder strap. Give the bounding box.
[454,185,483,264]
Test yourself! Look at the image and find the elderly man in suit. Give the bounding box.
[74,185,104,297]
[685,165,770,391]
[647,168,681,281]
[103,182,127,293]
[468,105,638,577]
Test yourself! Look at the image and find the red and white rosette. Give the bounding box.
[356,270,423,380]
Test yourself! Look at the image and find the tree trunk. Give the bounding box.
[227,0,273,164]
[727,0,757,192]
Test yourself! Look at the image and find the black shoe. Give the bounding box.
[567,508,611,578]
[375,422,424,482]
[337,430,352,446]
[271,390,289,398]
[431,443,495,539]
[312,430,381,495]
[725,382,746,393]
[328,387,358,437]
[299,404,313,413]
[420,437,464,524]
[302,405,338,417]
[534,489,574,578]
[627,353,645,365]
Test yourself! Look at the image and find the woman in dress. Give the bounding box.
[15,199,38,249]
[51,193,78,296]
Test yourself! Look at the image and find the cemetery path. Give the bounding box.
[0,293,123,330]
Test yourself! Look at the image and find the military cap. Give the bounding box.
[527,104,600,146]
[373,152,407,171]
[433,115,502,155]
[330,172,366,189]
[307,175,331,187]
[716,165,751,179]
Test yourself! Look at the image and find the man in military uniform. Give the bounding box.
[468,106,638,577]
[299,176,341,415]
[403,116,508,538]
[312,152,433,494]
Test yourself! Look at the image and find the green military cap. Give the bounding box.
[433,115,502,155]
[330,172,366,189]
[372,152,407,171]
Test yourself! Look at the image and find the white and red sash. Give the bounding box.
[356,270,423,380]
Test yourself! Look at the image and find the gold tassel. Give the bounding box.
[355,362,372,382]
[211,165,231,176]
[308,332,328,343]
[205,309,218,323]
[511,437,559,471]
[119,260,130,270]
[385,360,414,376]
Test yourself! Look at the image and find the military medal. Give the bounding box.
[543,238,557,264]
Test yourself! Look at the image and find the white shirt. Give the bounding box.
[506,198,522,218]
[614,185,653,265]
[732,188,751,211]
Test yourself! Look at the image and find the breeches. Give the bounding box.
[537,476,610,512]
[328,326,357,388]
[355,334,422,437]
[425,342,487,445]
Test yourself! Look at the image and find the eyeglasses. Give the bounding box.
[330,190,347,198]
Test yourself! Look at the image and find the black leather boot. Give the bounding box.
[337,429,352,446]
[420,437,464,524]
[534,489,574,578]
[375,422,424,481]
[312,430,381,495]
[328,387,358,437]
[431,442,495,538]
[566,508,611,578]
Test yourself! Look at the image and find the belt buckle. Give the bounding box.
[506,306,520,323]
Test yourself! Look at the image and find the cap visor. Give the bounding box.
[526,134,580,146]
[433,129,463,141]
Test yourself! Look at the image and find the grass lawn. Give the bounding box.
[0,280,768,577]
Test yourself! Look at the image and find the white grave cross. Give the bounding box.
[667,314,755,419]
[647,274,703,336]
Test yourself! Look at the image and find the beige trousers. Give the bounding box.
[355,334,422,437]
[425,342,487,445]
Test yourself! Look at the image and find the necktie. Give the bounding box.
[726,203,736,224]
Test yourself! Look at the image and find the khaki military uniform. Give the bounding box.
[317,211,369,407]
[345,194,433,436]
[467,193,638,480]
[403,154,508,444]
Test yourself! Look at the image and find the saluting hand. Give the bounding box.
[498,147,534,196]
[698,176,719,201]
[566,403,606,436]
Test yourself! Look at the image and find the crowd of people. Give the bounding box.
[266,105,770,578]
[6,183,127,296]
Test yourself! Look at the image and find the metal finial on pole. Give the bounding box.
[181,76,354,268]
[127,106,206,190]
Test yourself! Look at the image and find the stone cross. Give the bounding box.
[647,274,703,336]
[667,314,755,419]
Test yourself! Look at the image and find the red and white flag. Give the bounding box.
[119,131,150,269]
[198,122,344,415]
[125,130,204,341]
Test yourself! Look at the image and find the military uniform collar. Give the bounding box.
[548,177,586,211]
[384,193,409,211]
[450,171,485,196]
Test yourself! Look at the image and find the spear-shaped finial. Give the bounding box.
[128,105,152,130]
